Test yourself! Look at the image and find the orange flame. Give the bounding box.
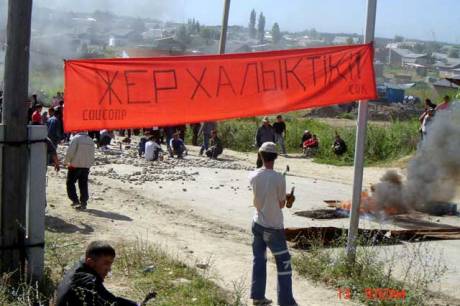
[339,192,403,215]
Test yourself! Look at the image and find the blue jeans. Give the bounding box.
[251,222,296,306]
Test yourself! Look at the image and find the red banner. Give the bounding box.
[64,43,376,132]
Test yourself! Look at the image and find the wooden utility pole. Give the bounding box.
[218,0,231,54]
[0,0,33,278]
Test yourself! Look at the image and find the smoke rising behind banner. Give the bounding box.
[64,43,376,132]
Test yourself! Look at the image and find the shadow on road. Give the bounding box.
[84,208,133,221]
[45,215,94,234]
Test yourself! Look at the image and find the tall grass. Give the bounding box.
[292,235,448,305]
[214,117,420,166]
[0,233,239,305]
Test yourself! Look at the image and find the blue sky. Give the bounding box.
[35,0,460,43]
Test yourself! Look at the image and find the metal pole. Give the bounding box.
[0,0,33,279]
[218,0,231,54]
[346,0,377,263]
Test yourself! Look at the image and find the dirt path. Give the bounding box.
[45,141,459,305]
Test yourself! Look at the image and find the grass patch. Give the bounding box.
[211,117,419,166]
[292,235,447,305]
[0,233,239,305]
[113,239,238,305]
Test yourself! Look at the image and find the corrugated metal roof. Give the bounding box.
[391,48,427,58]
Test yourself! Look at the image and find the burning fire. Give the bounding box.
[329,191,405,215]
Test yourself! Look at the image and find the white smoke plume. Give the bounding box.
[373,102,460,212]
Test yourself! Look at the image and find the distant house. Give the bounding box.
[250,43,271,51]
[374,47,388,62]
[374,61,384,78]
[433,56,460,77]
[142,28,164,41]
[110,29,143,46]
[153,37,186,53]
[332,36,359,45]
[125,47,188,57]
[388,48,429,66]
[432,78,460,98]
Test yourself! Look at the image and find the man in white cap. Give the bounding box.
[249,142,297,306]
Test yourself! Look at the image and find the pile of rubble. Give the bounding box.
[58,140,253,185]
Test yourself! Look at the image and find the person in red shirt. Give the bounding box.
[31,104,43,125]
[303,134,319,157]
[436,95,450,111]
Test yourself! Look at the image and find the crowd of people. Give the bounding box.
[255,115,347,166]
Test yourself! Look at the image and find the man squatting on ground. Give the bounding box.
[56,241,155,306]
[249,142,297,306]
[64,131,95,210]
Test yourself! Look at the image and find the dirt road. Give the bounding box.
[45,140,459,305]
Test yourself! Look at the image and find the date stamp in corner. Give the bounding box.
[338,287,406,301]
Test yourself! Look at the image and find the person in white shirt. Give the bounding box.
[144,136,163,161]
[249,142,297,306]
[64,132,95,210]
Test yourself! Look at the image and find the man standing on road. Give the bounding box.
[64,131,95,210]
[273,115,287,155]
[199,121,217,155]
[249,142,297,306]
[255,117,275,168]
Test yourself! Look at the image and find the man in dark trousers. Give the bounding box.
[199,121,217,155]
[255,117,275,168]
[64,131,95,210]
[191,122,201,146]
[56,241,151,306]
[273,115,287,155]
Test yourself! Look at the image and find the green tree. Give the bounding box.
[394,35,404,42]
[257,12,266,43]
[271,22,281,44]
[412,43,426,53]
[249,9,256,39]
[200,27,212,45]
[176,25,191,45]
[310,28,318,39]
[130,18,146,33]
[346,37,354,45]
[448,48,459,58]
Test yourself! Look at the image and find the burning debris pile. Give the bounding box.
[372,102,460,215]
